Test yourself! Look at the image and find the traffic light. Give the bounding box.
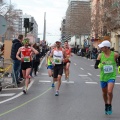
[24,18,29,28]
[29,22,34,32]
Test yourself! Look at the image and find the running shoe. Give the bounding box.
[55,91,59,96]
[105,104,108,115]
[23,89,27,94]
[107,105,112,115]
[66,76,69,82]
[51,83,55,87]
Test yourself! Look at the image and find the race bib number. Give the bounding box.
[54,58,61,64]
[24,56,30,62]
[103,65,113,73]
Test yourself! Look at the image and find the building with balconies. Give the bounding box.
[65,0,91,47]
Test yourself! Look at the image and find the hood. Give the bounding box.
[12,39,20,44]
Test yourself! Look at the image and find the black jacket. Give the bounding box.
[10,39,22,60]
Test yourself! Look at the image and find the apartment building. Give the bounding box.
[64,0,91,47]
[91,0,120,52]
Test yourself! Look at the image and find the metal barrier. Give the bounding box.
[0,58,18,91]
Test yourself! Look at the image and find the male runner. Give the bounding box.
[94,40,119,115]
[63,40,71,81]
[50,40,66,96]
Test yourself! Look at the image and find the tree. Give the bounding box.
[0,0,20,40]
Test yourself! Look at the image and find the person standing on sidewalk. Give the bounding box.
[16,38,39,94]
[50,40,66,96]
[11,34,23,85]
[94,40,119,115]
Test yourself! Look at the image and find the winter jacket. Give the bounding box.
[10,39,22,60]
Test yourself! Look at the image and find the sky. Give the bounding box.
[5,0,89,44]
[5,0,68,44]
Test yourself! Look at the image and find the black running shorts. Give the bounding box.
[53,64,63,78]
[21,62,32,70]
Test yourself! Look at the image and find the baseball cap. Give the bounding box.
[98,40,111,48]
[56,39,61,43]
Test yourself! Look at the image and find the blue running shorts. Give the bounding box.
[100,79,115,88]
[47,65,53,70]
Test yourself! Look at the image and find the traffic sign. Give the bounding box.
[0,15,7,35]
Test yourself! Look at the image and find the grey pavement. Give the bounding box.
[0,55,120,120]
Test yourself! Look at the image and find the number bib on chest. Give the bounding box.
[54,58,62,64]
[103,65,113,73]
[23,56,30,62]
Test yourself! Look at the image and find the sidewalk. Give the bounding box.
[0,56,45,90]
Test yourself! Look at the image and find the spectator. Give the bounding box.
[32,43,41,76]
[10,34,23,85]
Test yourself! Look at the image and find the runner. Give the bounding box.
[63,40,71,81]
[45,44,55,87]
[94,40,119,115]
[16,38,39,94]
[50,40,66,96]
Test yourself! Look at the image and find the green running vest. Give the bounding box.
[47,57,52,66]
[100,51,116,82]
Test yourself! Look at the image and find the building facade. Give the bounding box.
[64,0,91,47]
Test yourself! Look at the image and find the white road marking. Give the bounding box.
[38,80,74,84]
[115,83,120,85]
[38,57,45,69]
[41,73,48,75]
[0,78,34,104]
[117,76,120,77]
[0,93,15,97]
[62,81,74,83]
[97,75,100,76]
[88,73,92,76]
[2,87,23,91]
[39,80,51,83]
[85,82,98,84]
[40,73,66,76]
[74,63,77,65]
[79,75,88,76]
[80,68,84,70]
[91,65,94,66]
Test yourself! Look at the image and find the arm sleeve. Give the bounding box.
[94,60,100,69]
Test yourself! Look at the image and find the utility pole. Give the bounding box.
[43,12,46,41]
[8,0,11,40]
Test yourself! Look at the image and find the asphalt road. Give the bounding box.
[0,55,120,120]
